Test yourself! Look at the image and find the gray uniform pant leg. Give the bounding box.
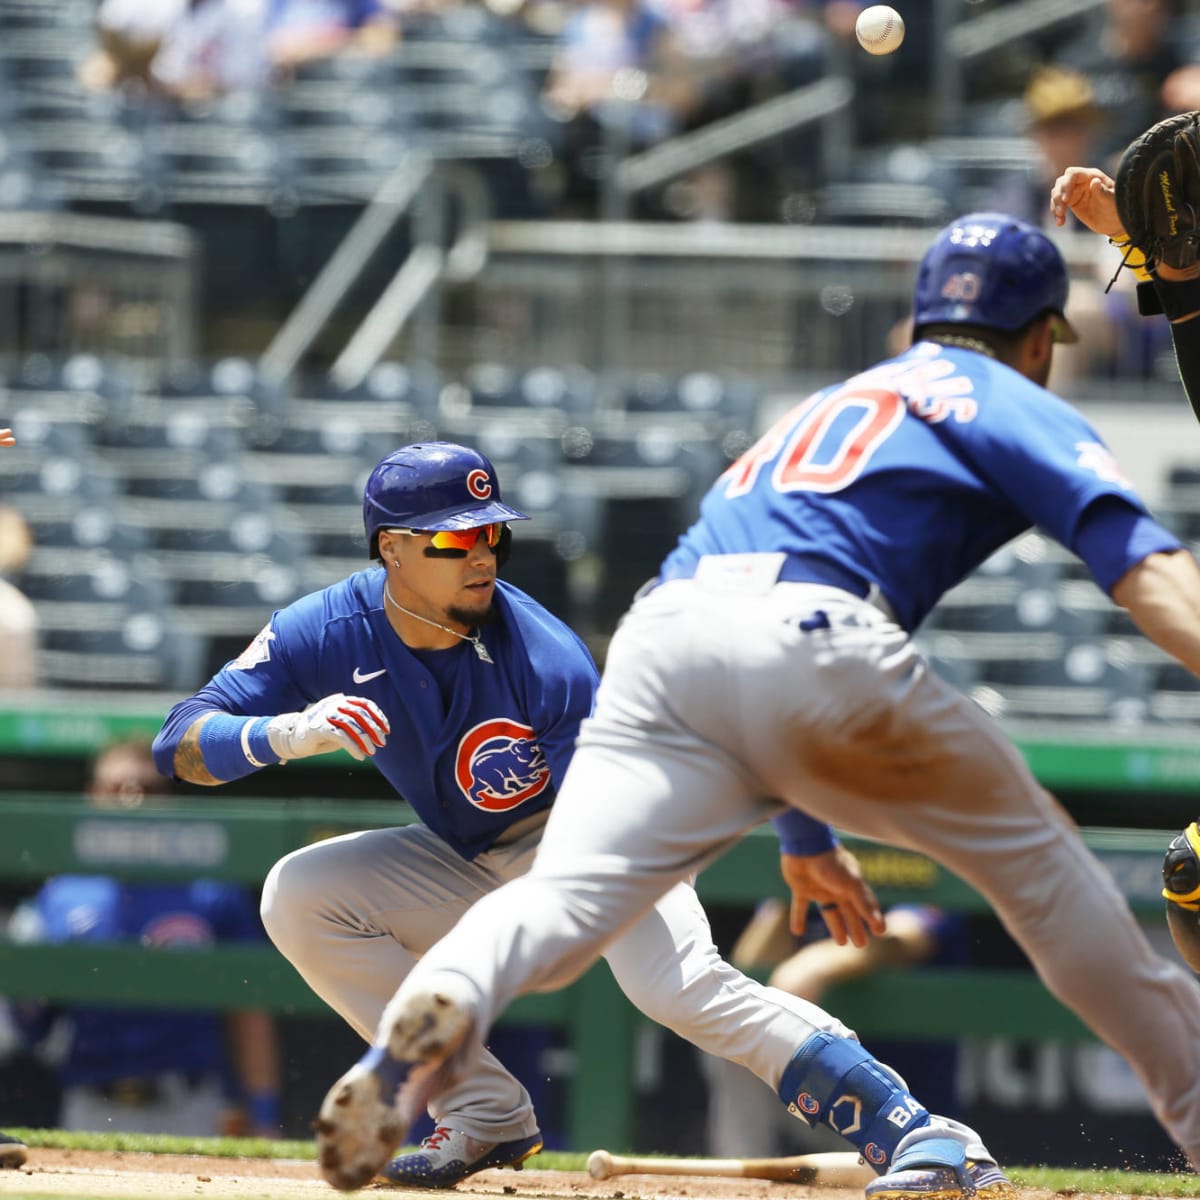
[261,823,542,1142]
[606,882,857,1089]
[651,580,1200,1168]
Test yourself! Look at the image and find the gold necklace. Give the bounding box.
[384,582,494,664]
[933,334,996,359]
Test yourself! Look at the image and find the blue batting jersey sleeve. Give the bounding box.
[662,342,1171,631]
[156,573,599,860]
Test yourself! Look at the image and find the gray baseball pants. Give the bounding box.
[263,800,945,1146]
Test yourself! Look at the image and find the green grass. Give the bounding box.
[7,1130,1200,1195]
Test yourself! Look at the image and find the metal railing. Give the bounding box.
[430,220,1115,382]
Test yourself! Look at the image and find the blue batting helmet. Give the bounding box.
[913,212,1078,343]
[363,442,528,554]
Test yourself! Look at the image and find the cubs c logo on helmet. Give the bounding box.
[466,469,493,500]
[456,718,551,811]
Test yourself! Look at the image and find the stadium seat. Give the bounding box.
[123,462,269,507]
[1148,661,1200,725]
[3,352,134,419]
[311,361,440,413]
[5,409,94,458]
[515,365,597,419]
[975,534,1066,589]
[978,640,1152,726]
[155,358,288,419]
[279,470,371,560]
[17,550,171,611]
[39,604,205,692]
[930,586,1105,638]
[94,409,243,458]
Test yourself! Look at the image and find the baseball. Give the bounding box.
[587,1150,614,1180]
[855,5,905,54]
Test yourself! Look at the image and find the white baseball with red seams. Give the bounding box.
[855,4,905,54]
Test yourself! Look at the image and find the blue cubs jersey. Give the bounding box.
[32,876,263,1086]
[156,574,599,861]
[662,341,1167,631]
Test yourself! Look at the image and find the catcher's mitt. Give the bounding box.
[1115,109,1200,272]
[1163,821,1200,972]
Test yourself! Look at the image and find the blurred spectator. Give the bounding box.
[268,0,398,72]
[81,0,398,100]
[980,69,1170,387]
[703,900,964,1158]
[543,0,675,136]
[987,67,1108,230]
[0,431,38,692]
[647,0,824,126]
[11,738,282,1138]
[1055,0,1192,163]
[78,0,185,92]
[540,0,679,213]
[542,0,829,218]
[647,0,830,218]
[148,0,274,101]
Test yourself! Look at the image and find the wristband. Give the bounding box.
[772,809,838,856]
[1109,237,1154,282]
[247,1090,281,1132]
[198,714,281,781]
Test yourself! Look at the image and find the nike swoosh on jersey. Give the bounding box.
[352,667,388,683]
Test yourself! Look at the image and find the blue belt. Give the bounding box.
[658,553,873,599]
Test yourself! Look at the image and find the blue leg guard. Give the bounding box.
[777,1033,931,1170]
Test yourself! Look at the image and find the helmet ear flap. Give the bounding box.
[495,524,512,570]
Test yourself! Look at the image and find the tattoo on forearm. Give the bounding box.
[176,715,221,785]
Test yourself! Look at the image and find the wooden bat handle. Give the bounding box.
[587,1149,874,1187]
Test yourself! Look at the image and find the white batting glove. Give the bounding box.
[265,693,390,762]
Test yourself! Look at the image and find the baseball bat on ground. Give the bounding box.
[586,1149,875,1187]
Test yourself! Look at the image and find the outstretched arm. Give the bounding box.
[154,694,390,786]
[1111,549,1200,675]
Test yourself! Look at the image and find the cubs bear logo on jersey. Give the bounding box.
[455,718,551,811]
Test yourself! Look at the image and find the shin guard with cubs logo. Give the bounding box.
[777,1032,930,1170]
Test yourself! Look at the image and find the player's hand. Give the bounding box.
[266,693,390,761]
[0,429,14,447]
[780,846,885,949]
[1050,166,1125,239]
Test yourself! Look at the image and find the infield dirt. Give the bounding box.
[0,1152,1126,1200]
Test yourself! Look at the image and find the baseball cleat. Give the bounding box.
[380,1126,543,1188]
[316,989,473,1191]
[864,1160,1013,1200]
[0,1133,26,1169]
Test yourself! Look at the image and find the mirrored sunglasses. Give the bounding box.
[393,523,504,553]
